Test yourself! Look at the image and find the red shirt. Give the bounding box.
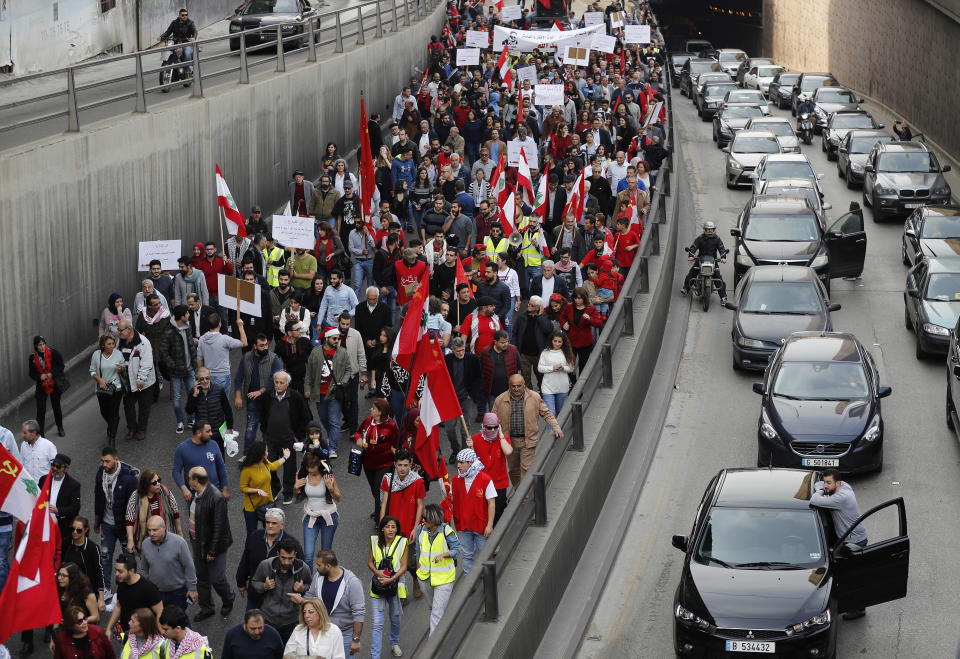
[380,475,427,538]
[394,259,428,306]
[355,418,398,470]
[460,312,500,354]
[470,432,511,489]
[613,230,640,268]
[452,470,494,533]
[196,256,233,297]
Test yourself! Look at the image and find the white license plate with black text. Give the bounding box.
[802,458,839,467]
[726,640,775,653]
[904,203,923,208]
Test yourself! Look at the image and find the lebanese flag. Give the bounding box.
[455,257,473,297]
[534,159,551,222]
[495,45,511,79]
[561,171,585,220]
[498,191,518,237]
[552,19,564,29]
[0,470,61,643]
[490,153,507,204]
[0,445,37,524]
[392,269,430,365]
[501,68,514,91]
[215,165,247,237]
[517,151,536,207]
[628,189,643,235]
[438,465,454,522]
[358,94,377,230]
[406,335,463,479]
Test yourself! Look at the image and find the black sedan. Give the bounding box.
[821,111,882,161]
[901,204,960,267]
[725,266,839,371]
[904,257,960,358]
[229,0,316,51]
[672,468,909,659]
[767,72,800,109]
[836,129,894,189]
[679,58,721,97]
[753,332,891,474]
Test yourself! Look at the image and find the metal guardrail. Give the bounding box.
[0,0,438,134]
[415,29,675,657]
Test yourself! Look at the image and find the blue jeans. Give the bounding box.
[159,586,191,627]
[388,389,406,428]
[99,522,118,591]
[181,44,194,73]
[596,288,613,315]
[303,512,338,565]
[523,265,542,295]
[459,530,487,575]
[371,594,403,656]
[504,302,516,330]
[170,373,196,424]
[211,374,231,399]
[353,259,375,300]
[243,398,262,451]
[243,510,259,539]
[315,399,343,452]
[381,286,398,320]
[0,528,12,592]
[542,392,567,418]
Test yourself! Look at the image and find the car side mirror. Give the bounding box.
[905,228,916,237]
[942,165,952,173]
[672,535,688,552]
[907,289,919,298]
[877,123,885,129]
[828,303,842,311]
[235,4,245,14]
[823,202,832,210]
[864,164,875,173]
[752,382,766,395]
[816,173,824,180]
[730,227,742,237]
[954,364,960,379]
[722,146,730,153]
[724,301,738,310]
[877,385,892,398]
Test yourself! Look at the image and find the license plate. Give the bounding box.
[802,458,839,467]
[726,640,775,653]
[904,203,923,208]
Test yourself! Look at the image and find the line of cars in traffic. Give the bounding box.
[669,45,916,658]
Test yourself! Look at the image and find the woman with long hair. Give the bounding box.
[574,109,592,136]
[545,292,567,324]
[294,449,341,561]
[52,605,114,659]
[537,330,576,418]
[410,168,433,235]
[57,563,99,626]
[470,167,489,207]
[367,515,408,658]
[321,142,339,173]
[367,327,392,402]
[283,597,345,658]
[125,469,181,555]
[302,274,326,342]
[239,440,291,537]
[394,407,428,490]
[120,608,165,659]
[29,335,66,437]
[90,334,125,446]
[60,515,105,611]
[354,399,399,520]
[461,109,484,166]
[561,287,604,373]
[375,145,395,202]
[314,221,346,281]
[332,159,358,196]
[392,179,412,233]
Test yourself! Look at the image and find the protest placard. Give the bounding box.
[137,240,181,271]
[218,274,262,317]
[465,30,488,48]
[456,48,480,66]
[643,101,664,128]
[507,141,538,168]
[591,33,616,54]
[563,45,590,67]
[516,65,538,85]
[272,214,315,250]
[624,24,651,44]
[583,11,604,26]
[533,83,564,107]
[609,11,624,27]
[501,4,521,20]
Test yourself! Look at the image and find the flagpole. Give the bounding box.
[218,207,227,254]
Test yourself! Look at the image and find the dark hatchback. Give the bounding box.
[680,58,721,97]
[229,0,316,51]
[673,468,909,659]
[901,204,960,267]
[753,332,891,474]
[768,72,800,109]
[904,257,960,358]
[725,266,839,371]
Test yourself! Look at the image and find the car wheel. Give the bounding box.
[873,445,883,473]
[916,336,927,360]
[821,138,826,152]
[902,244,910,267]
[827,148,837,162]
[230,37,240,52]
[846,173,856,190]
[732,353,741,371]
[838,162,845,179]
[947,379,955,430]
[904,305,912,330]
[712,127,717,142]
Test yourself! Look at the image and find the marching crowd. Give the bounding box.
[8,0,666,656]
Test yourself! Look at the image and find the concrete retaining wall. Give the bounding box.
[0,1,446,411]
[763,0,960,157]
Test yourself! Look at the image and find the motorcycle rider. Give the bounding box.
[680,221,728,304]
[159,8,197,75]
[796,96,815,133]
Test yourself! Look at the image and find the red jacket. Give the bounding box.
[355,418,399,470]
[452,470,493,533]
[479,344,520,397]
[196,256,233,297]
[53,625,114,659]
[561,304,603,348]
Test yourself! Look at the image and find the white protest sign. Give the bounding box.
[591,33,616,54]
[272,214,315,250]
[493,23,604,51]
[456,48,480,66]
[533,83,564,107]
[609,11,624,28]
[624,24,651,44]
[217,274,263,317]
[643,101,663,128]
[465,30,488,48]
[583,11,604,26]
[563,45,590,67]
[516,64,538,85]
[137,240,182,271]
[501,4,522,21]
[507,140,538,168]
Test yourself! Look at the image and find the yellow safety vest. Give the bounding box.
[121,639,167,659]
[371,535,408,599]
[517,214,531,231]
[483,236,508,262]
[520,227,545,267]
[416,525,457,586]
[263,245,284,287]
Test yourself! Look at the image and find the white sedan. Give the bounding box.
[743,65,786,94]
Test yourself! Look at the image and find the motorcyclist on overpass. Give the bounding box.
[796,97,815,132]
[680,221,728,304]
[159,8,198,74]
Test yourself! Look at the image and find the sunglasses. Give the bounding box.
[483,425,499,430]
[71,527,85,534]
[52,463,66,470]
[150,479,161,486]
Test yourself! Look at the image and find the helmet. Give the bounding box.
[703,221,716,233]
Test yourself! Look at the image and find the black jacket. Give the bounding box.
[528,275,570,302]
[160,17,197,42]
[444,351,482,403]
[259,388,312,441]
[192,484,232,557]
[510,311,555,356]
[61,537,105,593]
[185,384,234,432]
[551,225,596,264]
[275,338,313,384]
[475,279,512,320]
[235,530,305,591]
[354,301,393,344]
[188,305,217,338]
[39,473,82,539]
[158,319,197,378]
[28,347,65,395]
[94,462,140,529]
[687,233,727,260]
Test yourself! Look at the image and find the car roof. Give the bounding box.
[735,129,779,139]
[689,58,717,63]
[876,141,931,153]
[745,265,819,283]
[717,48,746,54]
[814,86,853,96]
[714,469,817,509]
[723,102,764,109]
[918,205,960,218]
[762,154,811,163]
[923,257,960,273]
[845,129,890,139]
[799,72,835,78]
[748,117,792,124]
[761,178,817,191]
[781,332,863,362]
[749,194,813,212]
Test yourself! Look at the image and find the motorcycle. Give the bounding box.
[798,113,813,145]
[687,248,718,312]
[159,40,193,92]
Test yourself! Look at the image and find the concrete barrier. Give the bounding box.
[0,0,446,420]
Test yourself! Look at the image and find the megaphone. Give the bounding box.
[508,231,523,249]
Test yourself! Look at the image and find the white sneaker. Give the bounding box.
[329,450,338,459]
[391,645,403,657]
[176,423,184,434]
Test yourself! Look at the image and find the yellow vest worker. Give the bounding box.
[370,535,409,599]
[263,244,284,287]
[484,236,508,262]
[416,525,457,586]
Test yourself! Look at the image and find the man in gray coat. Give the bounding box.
[250,538,311,644]
[289,170,315,216]
[140,516,198,624]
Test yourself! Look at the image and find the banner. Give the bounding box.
[272,214,315,250]
[456,48,480,66]
[137,240,182,271]
[465,30,488,48]
[533,83,564,107]
[507,141,538,168]
[591,33,616,54]
[624,24,651,44]
[493,23,604,51]
[500,4,522,20]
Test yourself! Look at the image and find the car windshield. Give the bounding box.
[727,92,764,103]
[801,77,835,92]
[925,273,960,301]
[765,187,819,210]
[724,107,764,119]
[762,161,815,180]
[920,216,960,239]
[831,115,873,129]
[244,0,300,13]
[733,136,780,154]
[706,84,735,97]
[777,74,800,86]
[673,55,693,67]
[752,122,793,136]
[742,282,822,314]
[758,66,785,77]
[690,61,721,75]
[719,52,747,63]
[772,362,869,400]
[744,214,820,241]
[877,152,941,173]
[849,136,891,153]
[695,508,825,569]
[816,89,857,104]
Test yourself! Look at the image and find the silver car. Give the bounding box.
[713,48,748,76]
[864,141,953,220]
[749,153,825,198]
[743,64,786,93]
[724,130,783,189]
[735,57,776,85]
[722,88,771,115]
[744,117,800,153]
[810,87,862,133]
[755,177,833,220]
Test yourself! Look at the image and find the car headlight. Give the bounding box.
[861,414,881,442]
[728,159,743,171]
[874,183,896,195]
[229,24,242,32]
[736,253,754,266]
[933,184,951,196]
[675,603,713,630]
[739,336,766,349]
[707,100,719,108]
[720,122,731,134]
[786,609,831,635]
[809,249,829,269]
[923,322,950,336]
[850,162,864,172]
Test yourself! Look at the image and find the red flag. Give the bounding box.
[406,336,463,478]
[215,165,248,238]
[455,257,473,297]
[517,150,536,207]
[490,152,507,203]
[358,94,377,230]
[494,0,503,11]
[498,191,518,236]
[439,464,454,522]
[611,95,621,115]
[552,18,564,29]
[0,470,61,643]
[392,269,430,365]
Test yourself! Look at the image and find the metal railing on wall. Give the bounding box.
[414,26,675,657]
[0,0,439,135]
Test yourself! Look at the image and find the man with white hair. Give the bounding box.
[259,371,311,504]
[448,151,469,186]
[134,279,170,314]
[529,259,570,301]
[510,296,555,388]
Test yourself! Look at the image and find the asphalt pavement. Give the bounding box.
[574,82,960,657]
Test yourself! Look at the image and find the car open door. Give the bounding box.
[831,497,909,613]
[826,209,866,278]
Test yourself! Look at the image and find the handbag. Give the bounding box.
[254,502,278,523]
[370,542,400,597]
[55,373,71,393]
[95,354,120,397]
